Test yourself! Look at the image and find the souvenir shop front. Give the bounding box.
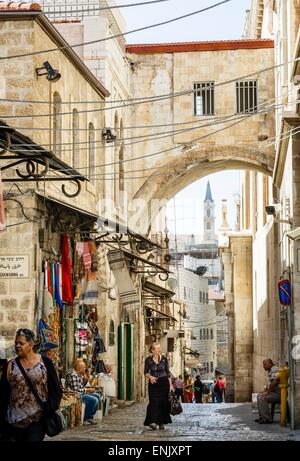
[36,194,108,379]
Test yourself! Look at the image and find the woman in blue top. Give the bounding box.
[144,342,173,430]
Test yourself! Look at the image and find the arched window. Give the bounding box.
[210,329,214,340]
[72,109,80,169]
[207,209,211,218]
[53,92,62,155]
[88,123,95,183]
[109,320,115,346]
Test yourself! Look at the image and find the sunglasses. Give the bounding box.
[16,329,35,339]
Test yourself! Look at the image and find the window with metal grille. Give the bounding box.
[236,80,258,114]
[194,82,215,116]
[210,329,214,340]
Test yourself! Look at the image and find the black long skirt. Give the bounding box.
[144,376,172,426]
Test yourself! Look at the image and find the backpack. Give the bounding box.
[202,384,209,394]
[213,382,220,393]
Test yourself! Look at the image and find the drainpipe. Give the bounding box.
[287,237,296,430]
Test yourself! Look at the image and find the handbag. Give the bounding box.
[38,319,59,350]
[15,358,66,437]
[168,391,183,416]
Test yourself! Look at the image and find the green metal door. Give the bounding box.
[125,323,134,401]
[118,323,124,400]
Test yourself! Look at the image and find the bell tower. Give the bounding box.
[203,181,216,242]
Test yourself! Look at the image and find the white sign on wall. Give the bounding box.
[0,255,30,278]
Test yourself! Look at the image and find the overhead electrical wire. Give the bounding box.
[0,104,291,181]
[0,52,292,110]
[42,0,171,14]
[0,56,294,119]
[2,92,294,163]
[0,1,232,61]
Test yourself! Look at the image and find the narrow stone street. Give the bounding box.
[49,402,294,441]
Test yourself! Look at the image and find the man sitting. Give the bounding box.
[66,360,100,426]
[255,358,281,424]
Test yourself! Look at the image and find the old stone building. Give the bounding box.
[238,0,300,427]
[3,0,300,427]
[0,1,184,405]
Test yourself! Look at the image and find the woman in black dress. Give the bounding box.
[144,342,173,430]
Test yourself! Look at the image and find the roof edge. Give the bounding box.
[126,39,274,54]
[0,9,110,99]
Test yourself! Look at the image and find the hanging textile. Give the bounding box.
[61,235,73,304]
[107,250,140,313]
[54,262,63,309]
[83,242,92,273]
[0,169,5,231]
[89,241,98,272]
[84,273,98,306]
[47,260,53,298]
[43,261,54,318]
[38,318,59,351]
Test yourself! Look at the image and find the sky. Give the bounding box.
[117,0,250,234]
[116,0,251,43]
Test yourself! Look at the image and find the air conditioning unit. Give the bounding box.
[178,331,185,338]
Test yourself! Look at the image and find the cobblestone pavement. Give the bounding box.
[49,402,295,441]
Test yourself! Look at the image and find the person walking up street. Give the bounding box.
[144,342,173,431]
[174,375,184,403]
[183,374,194,403]
[194,376,203,403]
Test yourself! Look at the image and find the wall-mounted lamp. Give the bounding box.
[102,128,117,142]
[36,61,61,83]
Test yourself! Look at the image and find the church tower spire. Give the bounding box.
[203,181,217,242]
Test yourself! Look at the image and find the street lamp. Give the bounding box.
[36,61,61,82]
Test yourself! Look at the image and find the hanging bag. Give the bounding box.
[15,358,66,437]
[38,318,59,350]
[168,390,183,416]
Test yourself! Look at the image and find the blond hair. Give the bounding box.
[149,342,161,354]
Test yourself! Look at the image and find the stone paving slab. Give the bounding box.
[47,402,294,441]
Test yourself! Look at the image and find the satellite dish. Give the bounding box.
[196,266,207,276]
[167,277,177,290]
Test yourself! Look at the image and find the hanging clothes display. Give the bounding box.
[54,262,63,309]
[61,235,73,305]
[43,261,54,317]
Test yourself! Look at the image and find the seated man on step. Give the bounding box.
[66,360,100,426]
[255,358,281,424]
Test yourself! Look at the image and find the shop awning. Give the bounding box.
[0,120,86,198]
[35,191,99,224]
[107,249,140,315]
[142,280,175,298]
[145,306,177,323]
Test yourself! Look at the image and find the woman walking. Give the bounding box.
[194,375,203,403]
[183,374,194,403]
[0,328,62,441]
[144,342,173,430]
